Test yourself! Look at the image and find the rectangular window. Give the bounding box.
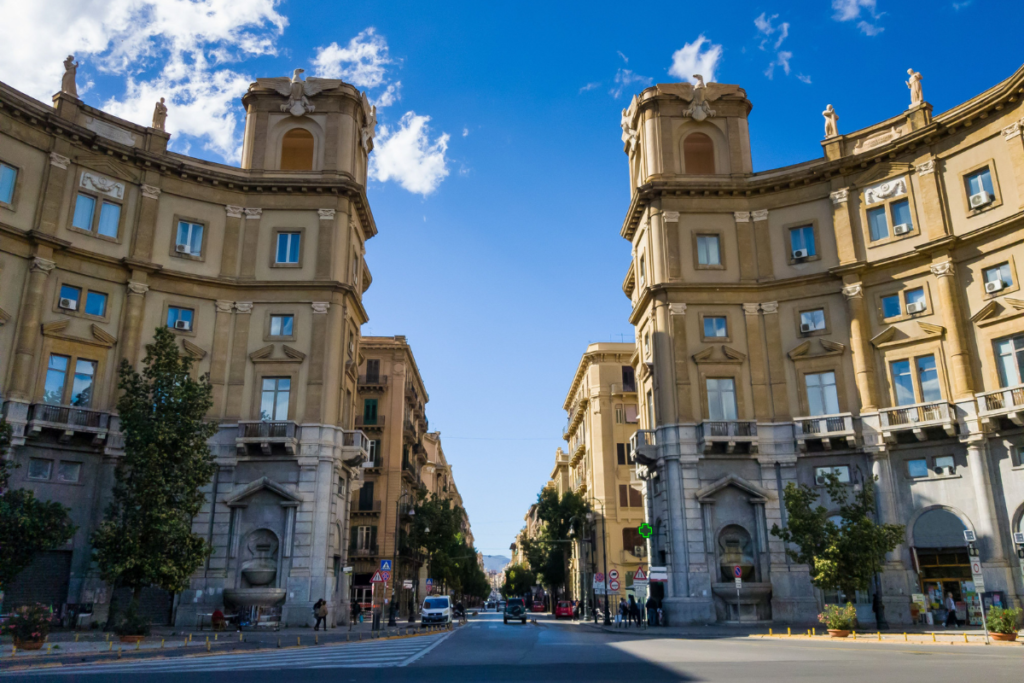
[359,481,375,510]
[966,168,994,197]
[356,525,375,550]
[646,390,655,429]
[905,287,925,310]
[365,359,381,383]
[704,316,728,338]
[624,404,638,423]
[643,332,651,358]
[984,263,1013,289]
[269,314,294,337]
[175,220,204,255]
[363,398,379,425]
[638,255,646,287]
[260,377,291,420]
[890,199,912,232]
[0,162,16,204]
[97,202,120,238]
[881,294,901,319]
[59,284,81,310]
[84,291,107,317]
[790,226,816,257]
[167,306,194,331]
[368,439,382,466]
[621,366,635,392]
[706,378,737,421]
[276,232,301,264]
[72,194,96,231]
[696,235,721,265]
[800,309,826,332]
[70,359,96,407]
[57,461,82,483]
[916,355,942,402]
[891,360,915,406]
[28,458,52,480]
[805,371,840,416]
[867,206,889,241]
[907,459,929,478]
[994,335,1024,387]
[43,354,69,404]
[617,443,627,465]
[614,404,625,424]
[934,455,955,471]
[619,485,644,508]
[815,465,850,484]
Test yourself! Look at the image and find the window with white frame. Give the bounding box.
[276,232,301,264]
[994,335,1024,388]
[696,234,721,266]
[800,309,826,333]
[983,263,1013,292]
[260,377,291,421]
[805,371,840,416]
[175,220,204,256]
[269,314,294,337]
[706,378,737,421]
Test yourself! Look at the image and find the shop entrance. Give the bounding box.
[912,509,976,625]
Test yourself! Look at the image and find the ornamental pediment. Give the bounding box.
[695,473,775,503]
[870,321,944,349]
[693,345,746,364]
[787,338,846,361]
[971,298,1024,327]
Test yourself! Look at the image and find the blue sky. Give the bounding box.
[2,0,1021,555]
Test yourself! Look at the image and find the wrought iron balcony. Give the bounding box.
[794,413,856,451]
[697,420,758,454]
[629,429,657,464]
[27,403,110,445]
[880,401,956,442]
[350,545,379,558]
[610,382,637,394]
[355,415,385,430]
[976,384,1024,427]
[357,374,388,390]
[236,420,298,455]
[352,499,381,515]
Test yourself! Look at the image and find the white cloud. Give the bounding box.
[754,13,789,50]
[797,73,812,84]
[370,112,450,196]
[579,81,601,93]
[0,0,286,161]
[609,69,652,99]
[832,0,883,35]
[462,128,469,137]
[373,81,402,108]
[668,35,723,85]
[617,51,629,64]
[312,27,393,88]
[764,50,792,80]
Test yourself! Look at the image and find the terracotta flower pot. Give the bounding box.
[14,638,45,651]
[990,632,1018,642]
[827,629,851,638]
[119,635,146,644]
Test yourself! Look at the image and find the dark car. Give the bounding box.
[503,598,527,625]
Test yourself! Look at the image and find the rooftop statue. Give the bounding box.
[683,74,716,121]
[61,55,78,97]
[256,68,343,117]
[823,104,839,138]
[152,97,168,131]
[906,69,924,108]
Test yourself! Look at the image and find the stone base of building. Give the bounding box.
[662,596,715,625]
[769,596,820,624]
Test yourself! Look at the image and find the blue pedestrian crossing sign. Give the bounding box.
[380,560,392,571]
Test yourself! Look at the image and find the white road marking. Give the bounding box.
[398,630,454,667]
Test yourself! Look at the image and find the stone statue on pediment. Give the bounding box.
[683,74,716,121]
[61,55,78,97]
[823,104,839,138]
[152,97,168,130]
[256,68,343,117]
[906,69,923,107]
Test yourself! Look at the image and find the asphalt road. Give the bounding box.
[15,611,1023,682]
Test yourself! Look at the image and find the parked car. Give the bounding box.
[421,596,452,626]
[554,601,574,619]
[486,600,496,609]
[531,601,545,613]
[503,598,527,624]
[497,600,506,612]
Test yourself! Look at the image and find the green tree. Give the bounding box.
[91,327,219,612]
[0,417,77,592]
[407,492,467,591]
[770,473,904,600]
[519,487,590,598]
[501,563,535,599]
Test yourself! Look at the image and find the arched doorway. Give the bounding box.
[912,509,972,624]
[280,129,314,170]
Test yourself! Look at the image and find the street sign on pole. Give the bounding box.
[426,578,433,594]
[609,570,619,581]
[969,553,991,644]
[609,580,620,591]
[380,560,393,571]
[371,571,386,583]
[633,567,648,584]
[402,580,413,589]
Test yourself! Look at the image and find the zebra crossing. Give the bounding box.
[8,631,452,676]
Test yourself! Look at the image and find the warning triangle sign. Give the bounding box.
[633,567,647,581]
[371,570,385,583]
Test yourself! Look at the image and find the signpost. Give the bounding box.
[380,560,393,572]
[371,570,386,583]
[609,570,619,581]
[1014,532,1024,583]
[734,566,742,604]
[593,573,606,595]
[966,530,990,644]
[609,580,620,592]
[403,580,413,590]
[426,578,434,594]
[648,566,667,583]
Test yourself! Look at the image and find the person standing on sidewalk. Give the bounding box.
[645,595,658,626]
[628,595,640,627]
[944,592,960,628]
[313,599,328,631]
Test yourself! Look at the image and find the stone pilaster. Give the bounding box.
[751,209,773,281]
[224,302,252,419]
[239,209,262,280]
[1002,122,1024,209]
[662,211,682,281]
[9,256,56,399]
[743,303,772,421]
[652,299,678,428]
[118,279,149,371]
[966,440,1006,564]
[733,211,757,282]
[303,302,330,423]
[131,184,162,261]
[931,260,974,399]
[315,209,336,280]
[36,153,70,235]
[842,281,879,412]
[830,188,858,266]
[220,206,244,277]
[915,160,950,241]
[669,303,693,423]
[761,302,791,421]
[648,210,668,284]
[209,300,235,417]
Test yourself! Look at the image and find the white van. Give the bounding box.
[421,596,452,625]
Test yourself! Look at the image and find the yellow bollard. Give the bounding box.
[161,639,165,648]
[189,633,193,643]
[136,639,141,651]
[877,632,881,641]
[11,644,16,657]
[297,636,301,646]
[47,644,52,654]
[240,633,243,642]
[75,634,79,643]
[932,633,936,642]
[215,633,218,641]
[315,635,319,645]
[812,628,816,636]
[964,633,969,643]
[108,641,113,652]
[904,633,908,641]
[787,627,791,636]
[853,631,857,640]
[117,646,122,659]
[769,628,773,636]
[207,641,211,652]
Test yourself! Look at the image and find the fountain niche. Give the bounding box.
[711,525,772,622]
[224,529,286,608]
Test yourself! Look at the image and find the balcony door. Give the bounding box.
[995,335,1024,387]
[706,378,737,421]
[363,398,378,425]
[359,481,375,511]
[805,371,839,416]
[366,359,380,384]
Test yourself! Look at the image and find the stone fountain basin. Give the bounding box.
[223,587,286,608]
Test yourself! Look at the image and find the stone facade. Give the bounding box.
[0,72,378,627]
[622,67,1024,625]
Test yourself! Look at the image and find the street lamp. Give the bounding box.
[388,491,415,627]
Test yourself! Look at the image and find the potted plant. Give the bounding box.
[113,604,151,643]
[985,606,1022,642]
[819,602,857,637]
[2,604,55,650]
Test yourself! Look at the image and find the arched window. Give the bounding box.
[280,128,314,170]
[683,132,715,174]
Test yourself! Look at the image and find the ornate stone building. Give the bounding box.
[624,66,1024,625]
[0,65,378,627]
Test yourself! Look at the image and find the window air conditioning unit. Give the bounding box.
[934,465,955,476]
[815,475,827,486]
[800,323,813,333]
[58,297,78,311]
[893,223,911,236]
[906,301,927,314]
[174,319,191,331]
[792,249,808,259]
[969,191,994,208]
[985,280,1005,293]
[175,243,191,254]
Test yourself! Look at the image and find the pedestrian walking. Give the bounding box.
[352,601,362,625]
[944,592,960,628]
[628,595,641,627]
[646,595,658,626]
[313,599,328,631]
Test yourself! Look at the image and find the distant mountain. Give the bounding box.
[482,555,511,572]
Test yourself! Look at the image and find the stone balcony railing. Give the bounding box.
[354,415,385,430]
[27,403,111,446]
[350,545,379,558]
[629,429,657,464]
[976,384,1024,427]
[880,400,957,442]
[236,420,298,455]
[697,420,758,454]
[794,412,857,451]
[340,429,370,461]
[351,499,381,515]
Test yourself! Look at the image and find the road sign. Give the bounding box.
[380,560,393,571]
[608,570,619,581]
[963,530,977,543]
[733,566,742,578]
[970,560,986,592]
[735,578,742,590]
[648,566,667,583]
[633,567,648,583]
[403,580,413,589]
[370,571,386,583]
[594,572,604,583]
[426,578,434,593]
[609,580,620,591]
[638,523,652,539]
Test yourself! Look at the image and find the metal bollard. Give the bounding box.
[932,633,936,642]
[207,641,211,652]
[297,637,300,646]
[904,633,908,641]
[277,638,281,648]
[161,639,165,648]
[964,633,969,643]
[877,632,881,641]
[75,634,79,643]
[117,646,122,659]
[315,635,319,645]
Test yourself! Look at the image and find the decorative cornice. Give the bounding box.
[742,303,761,315]
[842,283,863,299]
[1003,122,1021,141]
[930,261,954,278]
[318,208,336,220]
[751,209,769,222]
[311,302,330,314]
[32,257,56,273]
[243,208,263,219]
[249,344,274,361]
[127,280,149,295]
[216,300,235,313]
[733,211,750,223]
[916,160,936,176]
[182,339,207,359]
[225,205,244,218]
[668,303,687,315]
[830,188,849,205]
[661,211,680,222]
[282,345,307,361]
[49,152,70,169]
[234,302,254,314]
[0,307,10,325]
[760,301,779,314]
[140,184,161,200]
